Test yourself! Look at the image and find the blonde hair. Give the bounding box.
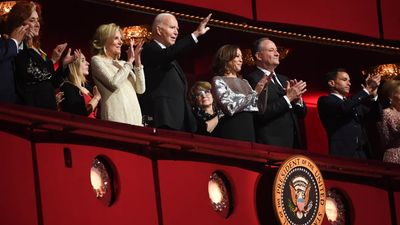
[91,23,122,59]
[67,53,87,88]
[382,80,400,103]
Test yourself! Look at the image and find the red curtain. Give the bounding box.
[381,0,400,40]
[162,0,253,19]
[256,0,380,38]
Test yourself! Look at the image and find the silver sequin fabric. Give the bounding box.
[211,76,258,116]
[377,107,400,164]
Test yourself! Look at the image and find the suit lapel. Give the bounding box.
[270,74,286,95]
[171,60,186,85]
[149,40,186,84]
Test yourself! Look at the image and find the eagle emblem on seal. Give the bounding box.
[289,176,313,219]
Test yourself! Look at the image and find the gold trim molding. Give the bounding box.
[85,0,400,54]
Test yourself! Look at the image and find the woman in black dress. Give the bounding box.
[60,50,101,118]
[211,44,270,142]
[7,1,72,110]
[190,81,223,136]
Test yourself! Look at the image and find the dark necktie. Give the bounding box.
[271,73,285,92]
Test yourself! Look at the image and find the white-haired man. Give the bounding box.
[140,13,211,132]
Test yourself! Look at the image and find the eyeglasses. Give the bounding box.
[195,90,211,98]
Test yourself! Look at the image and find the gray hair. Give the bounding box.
[152,13,175,34]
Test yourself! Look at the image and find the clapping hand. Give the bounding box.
[62,48,75,66]
[286,79,307,102]
[73,49,82,59]
[92,86,101,101]
[51,43,68,64]
[362,74,381,97]
[126,38,144,66]
[133,39,144,66]
[55,91,65,105]
[255,74,271,95]
[10,25,28,44]
[126,39,135,64]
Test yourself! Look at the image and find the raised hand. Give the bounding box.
[10,25,28,44]
[133,39,144,66]
[25,26,35,40]
[255,74,271,95]
[51,43,68,64]
[92,86,101,101]
[62,48,74,66]
[192,13,212,38]
[285,79,307,102]
[126,38,135,64]
[73,49,82,59]
[363,74,381,95]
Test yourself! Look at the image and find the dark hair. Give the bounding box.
[251,37,270,59]
[323,68,347,89]
[212,44,240,77]
[6,1,42,48]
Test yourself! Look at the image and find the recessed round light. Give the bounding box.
[208,171,232,218]
[90,156,117,206]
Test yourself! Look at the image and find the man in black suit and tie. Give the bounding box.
[140,13,211,132]
[246,38,307,149]
[0,25,27,103]
[317,68,381,159]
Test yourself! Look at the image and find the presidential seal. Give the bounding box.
[273,155,326,225]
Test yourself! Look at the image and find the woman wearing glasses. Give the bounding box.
[190,81,223,136]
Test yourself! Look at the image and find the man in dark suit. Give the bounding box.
[317,68,381,159]
[140,13,211,132]
[246,38,307,149]
[0,25,27,103]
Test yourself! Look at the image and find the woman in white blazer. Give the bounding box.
[91,23,145,126]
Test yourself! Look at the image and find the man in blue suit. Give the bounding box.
[317,68,381,159]
[0,25,27,103]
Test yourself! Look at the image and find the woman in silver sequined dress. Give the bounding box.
[377,80,400,164]
[211,44,270,142]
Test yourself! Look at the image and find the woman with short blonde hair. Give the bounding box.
[377,80,400,164]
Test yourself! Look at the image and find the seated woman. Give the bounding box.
[190,81,223,136]
[377,80,400,164]
[91,23,145,126]
[6,1,73,110]
[211,44,270,142]
[60,50,101,118]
